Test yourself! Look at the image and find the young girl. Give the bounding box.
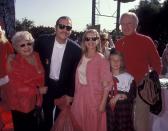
[106,49,136,131]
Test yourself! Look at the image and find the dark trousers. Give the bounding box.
[11,109,38,131]
[40,79,63,131]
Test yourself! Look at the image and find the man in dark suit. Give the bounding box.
[35,16,82,131]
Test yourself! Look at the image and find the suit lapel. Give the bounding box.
[48,35,56,66]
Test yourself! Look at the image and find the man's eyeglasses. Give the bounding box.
[58,24,72,31]
[84,37,98,42]
[19,43,32,48]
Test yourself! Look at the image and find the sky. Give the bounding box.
[15,0,140,31]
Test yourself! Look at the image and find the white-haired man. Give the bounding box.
[115,12,162,131]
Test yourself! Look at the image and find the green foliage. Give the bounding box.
[30,26,55,39]
[136,0,160,36]
[15,17,34,31]
[135,0,168,56]
[15,18,55,39]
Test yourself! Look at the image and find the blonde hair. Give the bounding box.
[0,26,8,44]
[11,31,34,50]
[100,32,110,49]
[81,29,101,54]
[100,32,108,39]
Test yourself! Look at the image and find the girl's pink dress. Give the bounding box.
[71,53,112,131]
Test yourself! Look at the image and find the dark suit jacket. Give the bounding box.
[35,34,82,97]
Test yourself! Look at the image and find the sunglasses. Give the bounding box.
[85,37,98,42]
[19,43,32,48]
[101,38,108,41]
[58,24,72,31]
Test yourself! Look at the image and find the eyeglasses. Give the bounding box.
[58,24,72,31]
[84,37,98,42]
[19,43,33,48]
[101,38,108,41]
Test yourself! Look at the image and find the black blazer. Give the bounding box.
[35,34,82,97]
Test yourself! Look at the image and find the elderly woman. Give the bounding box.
[6,31,47,131]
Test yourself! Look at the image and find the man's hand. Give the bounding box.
[64,95,73,105]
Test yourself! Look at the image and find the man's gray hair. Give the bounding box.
[120,12,139,26]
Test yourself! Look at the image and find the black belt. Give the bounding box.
[48,78,60,87]
[49,78,59,83]
[47,78,64,98]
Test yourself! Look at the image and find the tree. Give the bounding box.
[130,0,168,56]
[15,18,34,31]
[135,0,161,37]
[156,0,168,55]
[15,18,55,39]
[30,26,55,39]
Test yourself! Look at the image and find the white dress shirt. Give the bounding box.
[78,56,91,85]
[49,39,67,80]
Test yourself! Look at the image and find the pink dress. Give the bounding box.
[71,53,112,131]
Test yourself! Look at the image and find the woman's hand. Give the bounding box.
[7,54,15,72]
[39,86,48,94]
[109,94,127,106]
[109,97,117,111]
[98,102,106,113]
[64,95,73,105]
[109,96,117,106]
[102,80,114,87]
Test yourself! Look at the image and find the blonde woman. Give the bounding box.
[71,29,112,131]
